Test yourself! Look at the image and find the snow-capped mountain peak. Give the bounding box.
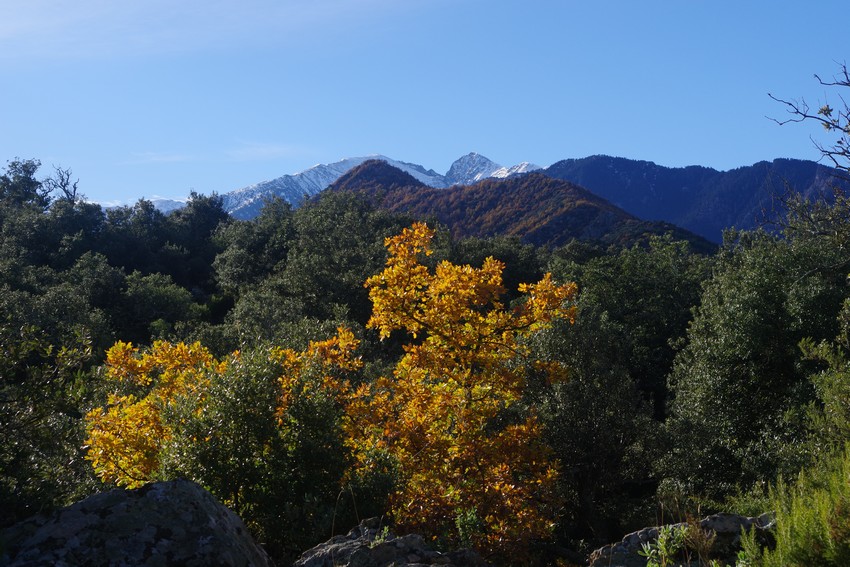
[444,152,502,186]
[294,155,445,188]
[222,155,448,219]
[149,197,188,213]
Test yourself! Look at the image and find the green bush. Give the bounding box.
[0,322,99,527]
[159,346,357,563]
[741,445,850,566]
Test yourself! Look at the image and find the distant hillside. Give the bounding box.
[543,156,848,242]
[147,150,847,242]
[329,160,715,252]
[330,160,427,193]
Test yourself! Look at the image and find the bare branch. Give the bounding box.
[768,63,850,173]
[44,165,80,204]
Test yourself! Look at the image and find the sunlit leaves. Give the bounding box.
[351,222,577,557]
[272,326,362,417]
[0,322,94,523]
[84,340,220,488]
[83,221,578,559]
[85,329,361,492]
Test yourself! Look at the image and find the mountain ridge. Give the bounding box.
[328,160,716,252]
[150,151,846,244]
[222,153,538,219]
[543,155,847,241]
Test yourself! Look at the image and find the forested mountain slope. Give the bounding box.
[544,155,848,241]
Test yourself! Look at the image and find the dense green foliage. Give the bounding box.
[661,193,850,506]
[534,235,710,545]
[159,344,358,562]
[0,322,97,525]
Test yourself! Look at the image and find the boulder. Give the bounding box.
[293,518,488,567]
[0,479,273,566]
[588,512,774,567]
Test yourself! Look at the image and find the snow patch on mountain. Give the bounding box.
[150,198,188,214]
[224,155,450,219]
[491,161,542,178]
[443,154,541,185]
[96,197,187,214]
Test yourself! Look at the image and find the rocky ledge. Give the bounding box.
[0,479,273,566]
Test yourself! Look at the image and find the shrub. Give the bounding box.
[740,445,850,566]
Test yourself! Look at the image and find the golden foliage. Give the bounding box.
[85,330,361,490]
[84,340,221,487]
[84,221,577,560]
[272,326,362,419]
[349,222,577,557]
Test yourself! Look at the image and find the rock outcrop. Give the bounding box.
[0,479,273,566]
[588,512,775,567]
[293,518,488,567]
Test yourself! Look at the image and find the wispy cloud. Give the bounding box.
[225,141,312,162]
[122,151,197,165]
[1,0,407,62]
[121,143,311,165]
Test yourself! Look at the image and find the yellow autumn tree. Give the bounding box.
[346,222,577,557]
[84,340,222,487]
[272,326,362,417]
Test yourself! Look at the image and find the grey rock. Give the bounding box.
[0,479,273,566]
[293,518,488,567]
[588,512,774,567]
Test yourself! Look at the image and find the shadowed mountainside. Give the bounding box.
[544,155,848,242]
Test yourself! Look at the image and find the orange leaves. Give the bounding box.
[84,221,577,560]
[351,222,578,557]
[383,220,435,261]
[516,273,578,330]
[366,223,576,385]
[365,223,434,340]
[308,326,362,372]
[366,223,508,346]
[102,340,220,395]
[84,395,165,488]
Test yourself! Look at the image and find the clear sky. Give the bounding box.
[1,0,847,204]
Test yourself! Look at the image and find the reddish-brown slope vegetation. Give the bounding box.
[329,159,713,251]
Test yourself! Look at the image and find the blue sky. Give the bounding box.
[1,0,847,204]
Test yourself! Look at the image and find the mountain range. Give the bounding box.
[148,151,847,244]
[326,159,716,252]
[221,153,540,220]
